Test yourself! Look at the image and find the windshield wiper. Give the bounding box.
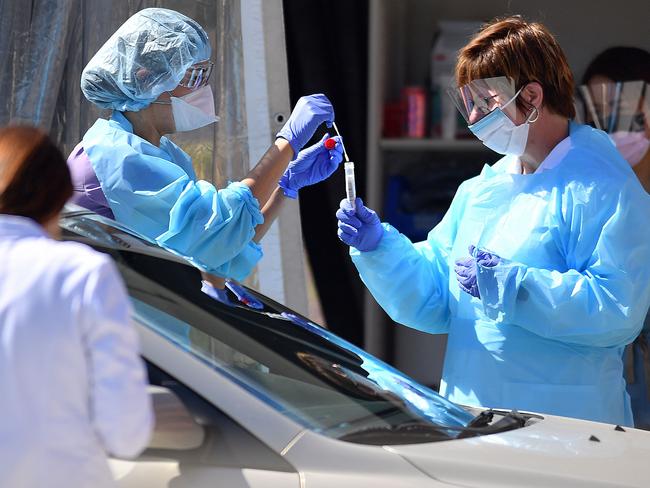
[339,422,454,444]
[466,409,495,428]
[455,409,528,438]
[339,409,528,443]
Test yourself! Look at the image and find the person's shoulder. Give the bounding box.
[558,124,650,207]
[560,123,635,182]
[566,123,626,171]
[456,155,511,193]
[82,115,147,157]
[18,237,118,301]
[46,239,115,278]
[82,115,173,170]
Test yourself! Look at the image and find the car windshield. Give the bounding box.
[61,212,474,443]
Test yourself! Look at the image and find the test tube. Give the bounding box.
[345,162,356,209]
[331,122,356,209]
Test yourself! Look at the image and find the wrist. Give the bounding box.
[275,185,290,200]
[274,136,295,160]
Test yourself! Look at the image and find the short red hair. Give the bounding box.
[456,16,575,118]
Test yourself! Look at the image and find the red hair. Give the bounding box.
[456,16,575,118]
[0,126,72,224]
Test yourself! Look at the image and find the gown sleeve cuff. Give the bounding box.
[224,181,264,226]
[350,223,401,261]
[223,241,264,282]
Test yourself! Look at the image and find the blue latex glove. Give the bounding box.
[454,245,501,298]
[276,94,335,155]
[225,280,264,310]
[473,245,501,267]
[279,134,344,198]
[336,198,384,252]
[201,280,235,307]
[280,312,313,327]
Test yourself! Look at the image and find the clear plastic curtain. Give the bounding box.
[0,0,251,188]
[0,0,81,128]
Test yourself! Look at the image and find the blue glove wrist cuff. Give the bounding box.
[279,184,298,199]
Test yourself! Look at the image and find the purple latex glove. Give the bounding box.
[455,256,479,297]
[279,134,344,198]
[201,280,235,307]
[276,94,335,155]
[454,245,501,298]
[225,280,264,310]
[336,197,384,251]
[280,312,313,327]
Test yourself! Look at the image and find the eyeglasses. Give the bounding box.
[179,61,214,89]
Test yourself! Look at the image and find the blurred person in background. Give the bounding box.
[582,47,650,191]
[69,8,343,302]
[0,126,152,488]
[582,46,650,429]
[337,16,650,426]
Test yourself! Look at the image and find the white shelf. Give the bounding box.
[380,138,489,151]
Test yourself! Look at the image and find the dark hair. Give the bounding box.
[0,126,72,224]
[582,47,650,85]
[456,15,575,118]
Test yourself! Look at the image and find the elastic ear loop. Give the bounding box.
[507,83,539,124]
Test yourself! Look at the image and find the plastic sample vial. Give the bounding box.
[344,162,356,209]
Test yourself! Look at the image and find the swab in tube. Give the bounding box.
[331,122,356,210]
[332,122,350,162]
[345,162,356,209]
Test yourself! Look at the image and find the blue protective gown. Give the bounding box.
[352,122,650,426]
[81,111,263,281]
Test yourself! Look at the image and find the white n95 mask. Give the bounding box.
[170,85,220,132]
[468,87,537,156]
[610,131,650,167]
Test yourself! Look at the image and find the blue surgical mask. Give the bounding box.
[468,87,537,156]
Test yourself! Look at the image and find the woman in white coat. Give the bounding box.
[0,126,152,487]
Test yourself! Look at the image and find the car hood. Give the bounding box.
[384,414,650,487]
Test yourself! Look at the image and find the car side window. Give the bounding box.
[144,360,294,473]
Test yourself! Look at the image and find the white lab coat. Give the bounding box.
[0,215,153,488]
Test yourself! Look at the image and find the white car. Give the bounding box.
[61,208,650,488]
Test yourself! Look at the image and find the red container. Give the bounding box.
[402,86,427,138]
[382,101,404,137]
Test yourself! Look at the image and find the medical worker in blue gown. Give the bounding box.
[69,8,343,286]
[337,16,650,426]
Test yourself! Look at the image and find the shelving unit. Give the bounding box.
[363,0,650,388]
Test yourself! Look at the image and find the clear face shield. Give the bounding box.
[576,80,649,134]
[576,81,650,165]
[447,76,520,126]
